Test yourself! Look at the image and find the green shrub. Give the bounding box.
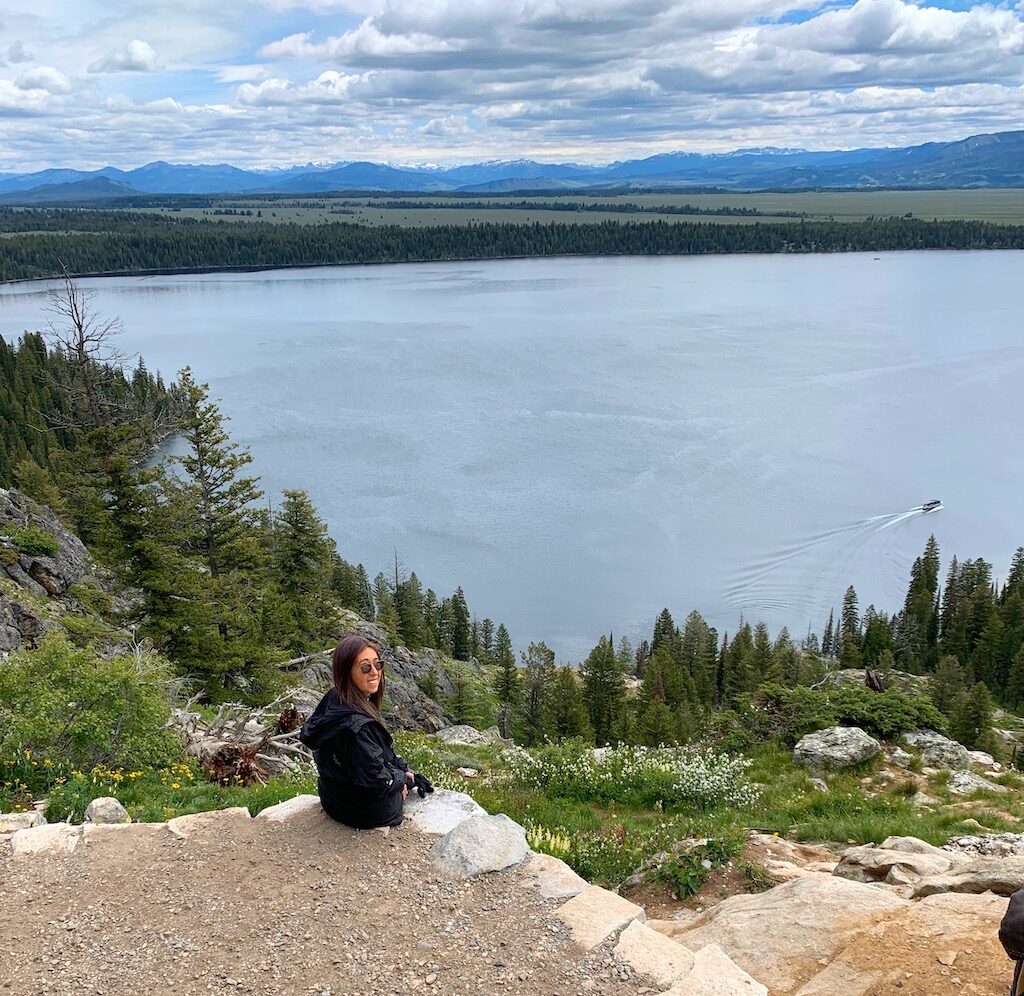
[8,525,59,558]
[67,581,114,616]
[743,683,947,745]
[0,635,183,797]
[658,837,740,898]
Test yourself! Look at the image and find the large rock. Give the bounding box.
[793,727,880,769]
[663,873,906,993]
[433,725,508,747]
[663,943,768,996]
[0,489,90,598]
[521,852,589,900]
[833,838,968,884]
[11,822,81,857]
[84,797,131,824]
[947,770,1008,795]
[0,810,46,833]
[902,729,971,769]
[913,855,1024,898]
[404,788,486,836]
[613,920,694,989]
[430,813,529,878]
[254,794,325,824]
[555,885,646,950]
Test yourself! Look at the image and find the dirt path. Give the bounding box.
[1,810,649,996]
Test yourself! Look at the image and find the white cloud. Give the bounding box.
[14,66,72,94]
[418,113,471,136]
[88,39,161,74]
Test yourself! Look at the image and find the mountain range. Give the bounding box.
[2,130,1023,202]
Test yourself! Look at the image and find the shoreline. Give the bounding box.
[0,243,1019,286]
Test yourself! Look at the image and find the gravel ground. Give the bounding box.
[1,809,655,996]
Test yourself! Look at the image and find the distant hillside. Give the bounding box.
[2,129,1024,199]
[0,176,138,204]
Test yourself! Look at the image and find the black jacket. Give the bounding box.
[299,689,410,829]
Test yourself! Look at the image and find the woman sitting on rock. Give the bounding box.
[300,634,431,829]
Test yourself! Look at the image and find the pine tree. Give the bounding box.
[493,623,519,739]
[374,573,399,643]
[640,698,678,746]
[929,655,966,719]
[396,571,426,649]
[354,564,375,621]
[581,635,626,746]
[652,608,676,654]
[450,587,471,659]
[549,667,592,741]
[822,609,835,658]
[520,642,555,746]
[447,665,477,726]
[480,618,495,663]
[950,682,995,750]
[273,490,334,652]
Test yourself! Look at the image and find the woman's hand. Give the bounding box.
[406,771,416,784]
[401,784,409,799]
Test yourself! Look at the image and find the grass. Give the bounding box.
[48,188,1024,234]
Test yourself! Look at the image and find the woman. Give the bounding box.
[300,634,428,829]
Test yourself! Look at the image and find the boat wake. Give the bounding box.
[723,504,941,624]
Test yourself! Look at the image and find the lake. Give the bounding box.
[2,252,1021,660]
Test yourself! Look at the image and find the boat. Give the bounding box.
[921,499,942,512]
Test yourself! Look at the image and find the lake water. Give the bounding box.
[2,253,1021,660]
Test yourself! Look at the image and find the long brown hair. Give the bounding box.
[332,633,386,724]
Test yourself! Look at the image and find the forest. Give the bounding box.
[3,208,1024,280]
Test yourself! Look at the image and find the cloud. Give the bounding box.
[15,66,73,94]
[88,39,161,74]
[7,41,33,63]
[418,113,471,136]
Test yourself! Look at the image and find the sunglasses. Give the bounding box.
[357,659,385,675]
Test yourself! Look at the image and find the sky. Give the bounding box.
[1,0,1024,171]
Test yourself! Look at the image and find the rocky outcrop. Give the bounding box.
[902,729,971,769]
[834,838,970,884]
[0,594,59,652]
[0,489,89,598]
[913,855,1024,898]
[0,810,46,833]
[405,787,487,835]
[793,727,880,768]
[556,885,646,950]
[654,874,907,993]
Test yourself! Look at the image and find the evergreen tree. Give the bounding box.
[929,655,966,719]
[581,634,626,745]
[354,564,375,621]
[480,618,495,663]
[652,608,676,654]
[396,571,426,649]
[373,573,399,643]
[493,623,519,739]
[640,698,678,746]
[519,641,555,746]
[450,587,471,659]
[549,667,592,741]
[447,665,477,726]
[273,490,334,652]
[950,682,996,750]
[822,609,835,658]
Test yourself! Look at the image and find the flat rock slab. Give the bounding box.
[613,920,693,989]
[914,855,1024,898]
[522,851,589,900]
[11,822,81,857]
[665,873,906,993]
[834,844,955,883]
[947,770,1008,795]
[902,729,971,769]
[405,788,486,836]
[430,813,529,878]
[662,943,768,996]
[556,885,646,950]
[82,822,168,844]
[167,806,252,840]
[255,795,325,824]
[0,811,46,833]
